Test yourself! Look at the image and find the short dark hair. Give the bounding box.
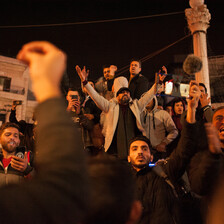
[67,87,79,92]
[0,122,20,137]
[128,135,152,154]
[199,83,207,94]
[67,87,81,97]
[213,106,224,119]
[85,154,137,224]
[130,59,142,68]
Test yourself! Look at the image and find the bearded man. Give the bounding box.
[0,122,32,186]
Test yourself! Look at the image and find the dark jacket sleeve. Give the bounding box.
[202,105,214,122]
[0,98,89,224]
[187,150,221,196]
[129,75,149,100]
[163,120,199,183]
[134,76,149,99]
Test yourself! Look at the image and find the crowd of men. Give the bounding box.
[0,41,223,224]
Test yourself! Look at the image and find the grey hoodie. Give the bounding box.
[141,96,178,148]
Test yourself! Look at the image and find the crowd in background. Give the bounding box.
[0,42,223,224]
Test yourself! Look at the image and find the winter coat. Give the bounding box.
[124,73,149,100]
[0,161,27,187]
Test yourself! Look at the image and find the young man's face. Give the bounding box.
[174,101,184,115]
[128,140,153,172]
[129,61,141,76]
[0,127,20,154]
[103,67,111,80]
[212,108,224,144]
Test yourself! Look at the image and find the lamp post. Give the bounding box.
[185,0,211,96]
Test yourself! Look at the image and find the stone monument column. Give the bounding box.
[185,0,211,96]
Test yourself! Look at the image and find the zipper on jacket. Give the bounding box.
[5,166,8,185]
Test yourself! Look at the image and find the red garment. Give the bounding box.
[2,157,12,168]
[172,115,182,134]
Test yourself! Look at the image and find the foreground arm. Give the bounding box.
[188,123,222,195]
[164,81,201,181]
[0,41,89,223]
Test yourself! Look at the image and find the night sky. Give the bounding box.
[0,0,223,90]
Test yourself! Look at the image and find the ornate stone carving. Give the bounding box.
[185,4,211,34]
[189,0,204,8]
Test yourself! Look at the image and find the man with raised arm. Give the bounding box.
[0,41,89,224]
[127,59,149,100]
[184,104,224,224]
[76,65,165,160]
[128,81,203,224]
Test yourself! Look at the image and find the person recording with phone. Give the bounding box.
[0,122,33,187]
[66,88,81,116]
[81,80,103,155]
[9,100,36,159]
[66,86,103,155]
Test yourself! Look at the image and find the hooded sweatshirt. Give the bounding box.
[141,96,178,148]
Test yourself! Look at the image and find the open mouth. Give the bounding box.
[8,141,16,146]
[220,127,224,134]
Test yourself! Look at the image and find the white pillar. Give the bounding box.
[185,0,211,96]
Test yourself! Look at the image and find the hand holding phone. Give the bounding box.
[11,155,28,172]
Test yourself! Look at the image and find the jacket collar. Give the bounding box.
[129,73,141,82]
